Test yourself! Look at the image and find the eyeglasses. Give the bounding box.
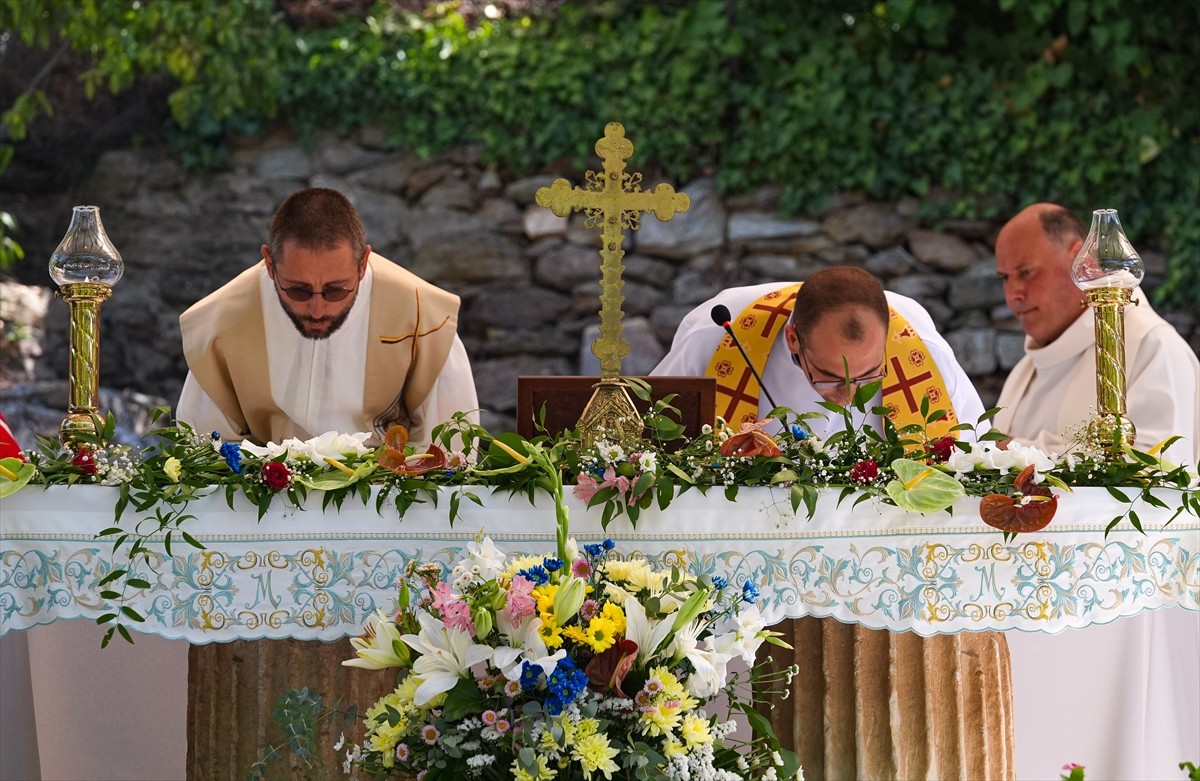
[273,278,358,302]
[795,342,887,391]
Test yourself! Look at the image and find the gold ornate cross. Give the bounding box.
[536,122,690,380]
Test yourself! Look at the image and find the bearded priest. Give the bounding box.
[176,186,478,447]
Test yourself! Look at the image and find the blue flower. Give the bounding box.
[544,656,588,715]
[602,539,615,550]
[518,565,549,585]
[219,442,243,474]
[790,424,809,440]
[519,661,542,693]
[742,580,761,604]
[210,431,221,441]
[543,557,563,572]
[584,543,605,557]
[711,575,728,590]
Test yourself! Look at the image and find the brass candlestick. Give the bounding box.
[1070,208,1143,461]
[48,205,124,446]
[535,123,690,446]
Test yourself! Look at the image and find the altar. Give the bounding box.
[2,484,1197,779]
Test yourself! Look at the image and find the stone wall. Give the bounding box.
[2,130,1196,445]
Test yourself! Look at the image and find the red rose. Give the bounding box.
[927,436,956,463]
[71,449,97,475]
[261,461,292,491]
[849,459,879,485]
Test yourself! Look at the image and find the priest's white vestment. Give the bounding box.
[997,291,1200,781]
[177,259,478,447]
[652,282,987,440]
[995,289,1199,466]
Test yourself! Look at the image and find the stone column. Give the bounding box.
[761,617,1014,781]
[187,640,395,781]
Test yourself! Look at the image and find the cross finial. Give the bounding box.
[536,122,690,379]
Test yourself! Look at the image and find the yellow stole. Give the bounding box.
[703,283,959,438]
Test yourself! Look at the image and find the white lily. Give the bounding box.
[492,615,566,682]
[462,535,507,582]
[341,609,408,670]
[623,595,674,667]
[403,611,493,705]
[239,431,372,463]
[710,604,767,664]
[670,619,733,699]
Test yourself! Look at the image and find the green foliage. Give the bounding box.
[3,0,1198,306]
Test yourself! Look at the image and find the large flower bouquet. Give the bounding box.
[339,441,799,780]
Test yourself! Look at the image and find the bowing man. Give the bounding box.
[651,266,985,442]
[176,187,478,447]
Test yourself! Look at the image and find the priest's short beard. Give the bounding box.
[282,304,353,340]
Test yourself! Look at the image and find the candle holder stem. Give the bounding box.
[1085,287,1136,460]
[59,282,112,445]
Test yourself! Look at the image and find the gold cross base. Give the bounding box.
[577,379,641,449]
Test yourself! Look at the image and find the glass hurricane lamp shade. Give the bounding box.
[1070,208,1143,290]
[1071,208,1141,460]
[48,205,123,446]
[48,205,124,287]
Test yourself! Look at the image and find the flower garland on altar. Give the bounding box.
[0,379,1197,648]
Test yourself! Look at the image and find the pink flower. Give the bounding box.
[431,582,474,636]
[504,575,536,624]
[572,558,592,578]
[421,724,440,744]
[574,473,600,503]
[574,467,632,504]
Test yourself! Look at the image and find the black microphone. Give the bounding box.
[710,304,779,410]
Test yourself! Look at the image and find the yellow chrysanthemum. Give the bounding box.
[600,559,666,592]
[563,625,588,645]
[662,737,687,759]
[573,733,620,778]
[680,713,713,747]
[512,754,557,781]
[639,702,683,737]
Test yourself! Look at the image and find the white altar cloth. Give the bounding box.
[2,484,1198,781]
[2,485,1196,641]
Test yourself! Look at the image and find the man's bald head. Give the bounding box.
[790,266,889,342]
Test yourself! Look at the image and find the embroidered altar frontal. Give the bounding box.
[1,486,1196,641]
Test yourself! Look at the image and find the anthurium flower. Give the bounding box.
[0,457,35,498]
[718,418,783,458]
[403,611,493,706]
[885,458,966,514]
[378,425,448,476]
[342,609,409,670]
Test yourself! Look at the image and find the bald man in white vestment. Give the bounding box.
[653,269,1018,775]
[177,187,478,446]
[994,203,1200,781]
[652,269,987,441]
